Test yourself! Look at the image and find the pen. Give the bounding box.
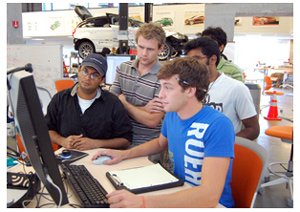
[112,174,124,186]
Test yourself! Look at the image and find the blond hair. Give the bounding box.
[135,22,166,48]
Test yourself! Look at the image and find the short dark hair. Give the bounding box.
[157,57,209,102]
[202,26,227,50]
[184,37,221,67]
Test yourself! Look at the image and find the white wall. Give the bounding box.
[22,4,293,38]
[234,36,291,69]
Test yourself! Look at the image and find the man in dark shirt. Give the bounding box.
[45,54,133,151]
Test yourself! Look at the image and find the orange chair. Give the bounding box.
[231,137,267,208]
[261,76,284,113]
[264,76,273,91]
[260,126,293,207]
[242,72,247,80]
[263,76,284,95]
[16,134,59,156]
[55,79,75,92]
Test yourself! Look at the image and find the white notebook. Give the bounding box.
[106,163,184,194]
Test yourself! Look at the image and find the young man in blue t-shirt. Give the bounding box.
[92,57,235,208]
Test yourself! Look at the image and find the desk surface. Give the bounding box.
[8,148,224,208]
[7,148,192,208]
[70,149,193,196]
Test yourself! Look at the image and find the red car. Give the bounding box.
[185,15,205,25]
[253,17,278,25]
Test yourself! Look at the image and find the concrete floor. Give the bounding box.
[253,86,293,208]
[7,80,294,208]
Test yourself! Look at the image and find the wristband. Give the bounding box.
[141,196,146,208]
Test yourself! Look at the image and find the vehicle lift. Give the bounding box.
[118,3,153,54]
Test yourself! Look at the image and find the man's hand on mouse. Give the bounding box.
[92,149,126,165]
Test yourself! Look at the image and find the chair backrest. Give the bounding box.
[231,137,268,208]
[243,72,246,80]
[264,76,272,91]
[244,83,261,117]
[55,79,75,92]
[16,134,59,155]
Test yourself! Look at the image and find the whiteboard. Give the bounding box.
[7,44,63,96]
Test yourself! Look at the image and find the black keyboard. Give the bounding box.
[61,164,109,208]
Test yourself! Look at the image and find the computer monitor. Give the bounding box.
[7,70,68,206]
[105,54,136,85]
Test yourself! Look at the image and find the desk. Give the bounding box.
[268,67,293,88]
[8,148,224,208]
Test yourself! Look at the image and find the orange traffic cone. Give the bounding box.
[264,91,282,121]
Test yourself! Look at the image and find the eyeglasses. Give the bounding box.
[175,77,189,85]
[175,77,207,92]
[80,69,102,80]
[192,55,207,60]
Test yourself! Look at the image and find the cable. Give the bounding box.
[127,33,136,46]
[7,73,16,126]
[68,203,82,208]
[20,173,83,208]
[61,175,82,208]
[22,199,37,208]
[34,177,48,208]
[7,153,18,159]
[46,175,62,208]
[7,146,20,157]
[24,175,54,208]
[39,202,57,208]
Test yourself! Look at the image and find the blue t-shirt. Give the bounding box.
[161,106,235,208]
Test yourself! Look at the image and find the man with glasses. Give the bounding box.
[143,38,259,140]
[45,54,133,150]
[184,37,259,140]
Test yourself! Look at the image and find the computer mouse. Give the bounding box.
[92,156,112,165]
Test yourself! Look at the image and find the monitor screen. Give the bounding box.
[7,70,68,206]
[105,54,136,85]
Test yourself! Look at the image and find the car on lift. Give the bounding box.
[72,5,188,60]
[185,15,205,25]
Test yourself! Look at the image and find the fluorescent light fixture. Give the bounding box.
[31,38,45,41]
